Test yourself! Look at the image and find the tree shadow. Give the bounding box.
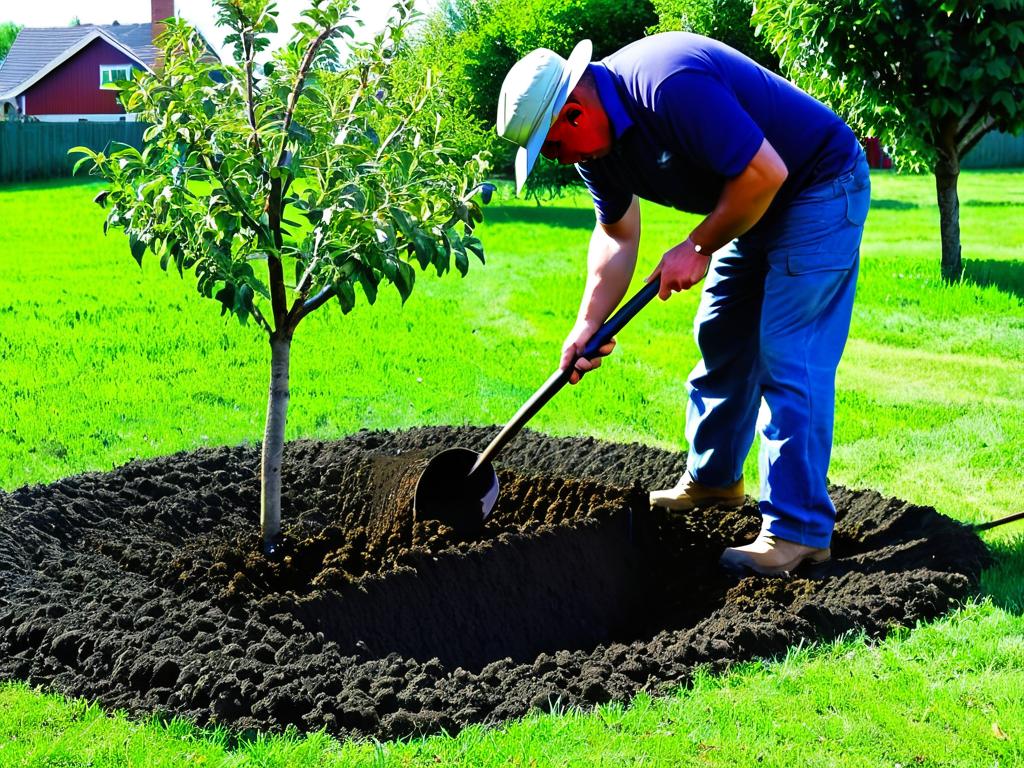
[484,205,596,229]
[963,259,1024,302]
[871,198,919,210]
[980,534,1024,615]
[0,175,99,193]
[963,199,1024,208]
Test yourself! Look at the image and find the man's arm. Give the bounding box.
[646,138,788,297]
[561,195,641,384]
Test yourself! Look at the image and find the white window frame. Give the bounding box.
[99,64,133,88]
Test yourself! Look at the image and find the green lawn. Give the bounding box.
[0,170,1022,766]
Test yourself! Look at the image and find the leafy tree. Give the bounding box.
[754,0,1024,281]
[648,0,777,71]
[0,21,21,63]
[73,0,491,554]
[400,0,657,197]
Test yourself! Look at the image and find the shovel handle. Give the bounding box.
[471,277,661,475]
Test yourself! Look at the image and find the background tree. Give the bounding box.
[397,0,657,197]
[648,0,777,71]
[0,21,21,64]
[73,0,490,554]
[754,0,1024,281]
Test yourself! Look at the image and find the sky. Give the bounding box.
[0,1,439,55]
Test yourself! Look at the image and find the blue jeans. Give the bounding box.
[684,153,870,549]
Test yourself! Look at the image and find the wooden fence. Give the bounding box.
[962,130,1024,170]
[0,121,147,183]
[0,119,1021,184]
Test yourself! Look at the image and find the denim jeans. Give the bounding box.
[684,152,870,548]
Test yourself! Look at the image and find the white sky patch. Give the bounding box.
[0,1,438,57]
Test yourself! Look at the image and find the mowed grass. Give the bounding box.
[1,170,1023,765]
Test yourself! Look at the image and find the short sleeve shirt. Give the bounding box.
[578,32,860,227]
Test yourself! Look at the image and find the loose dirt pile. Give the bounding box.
[0,427,988,741]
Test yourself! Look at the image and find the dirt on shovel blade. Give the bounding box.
[0,427,989,741]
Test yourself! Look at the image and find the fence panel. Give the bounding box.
[962,130,1024,170]
[0,121,147,183]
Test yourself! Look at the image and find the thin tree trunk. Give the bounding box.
[935,152,963,282]
[261,333,291,552]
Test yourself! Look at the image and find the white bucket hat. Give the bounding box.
[496,39,593,194]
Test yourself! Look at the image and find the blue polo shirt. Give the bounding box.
[577,32,860,228]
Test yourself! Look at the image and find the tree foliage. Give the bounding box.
[648,0,777,71]
[754,0,1024,280]
[400,0,658,197]
[0,21,22,63]
[72,0,491,550]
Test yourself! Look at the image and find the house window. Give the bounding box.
[99,65,133,88]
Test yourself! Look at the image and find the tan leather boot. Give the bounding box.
[648,472,745,511]
[720,532,830,576]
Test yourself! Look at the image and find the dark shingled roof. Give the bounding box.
[0,23,158,98]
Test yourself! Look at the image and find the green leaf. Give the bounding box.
[464,235,485,265]
[337,281,356,314]
[214,283,235,316]
[357,268,378,305]
[128,235,147,267]
[395,261,415,302]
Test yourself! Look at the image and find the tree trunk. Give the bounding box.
[261,333,291,552]
[935,153,963,282]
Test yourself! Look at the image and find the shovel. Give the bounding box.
[413,277,661,528]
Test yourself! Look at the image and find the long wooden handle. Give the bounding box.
[973,510,1024,532]
[470,278,661,476]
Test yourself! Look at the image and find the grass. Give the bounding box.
[0,169,1023,765]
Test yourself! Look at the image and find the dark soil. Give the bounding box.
[0,427,989,741]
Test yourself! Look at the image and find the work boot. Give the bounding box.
[648,472,745,512]
[719,532,830,577]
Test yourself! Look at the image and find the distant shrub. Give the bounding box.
[399,0,657,198]
[648,0,778,71]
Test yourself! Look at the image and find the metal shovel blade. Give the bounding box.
[413,447,499,528]
[413,279,661,531]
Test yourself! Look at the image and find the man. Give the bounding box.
[496,33,870,576]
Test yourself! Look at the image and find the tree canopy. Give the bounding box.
[755,0,1024,280]
[0,21,22,63]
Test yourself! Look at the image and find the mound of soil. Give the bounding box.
[0,427,989,741]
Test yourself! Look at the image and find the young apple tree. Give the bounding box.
[73,0,491,554]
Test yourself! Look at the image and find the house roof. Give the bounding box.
[0,24,158,100]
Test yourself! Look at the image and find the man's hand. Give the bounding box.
[645,238,710,300]
[561,323,618,385]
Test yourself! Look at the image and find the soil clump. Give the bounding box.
[0,427,989,740]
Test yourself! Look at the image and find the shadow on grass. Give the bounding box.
[0,175,99,193]
[963,259,1024,302]
[980,532,1024,614]
[871,198,919,211]
[963,199,1024,208]
[485,205,596,229]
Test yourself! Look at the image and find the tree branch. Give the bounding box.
[277,26,337,169]
[249,301,273,334]
[297,286,335,321]
[958,115,997,159]
[242,29,264,165]
[201,154,270,239]
[956,101,982,141]
[268,23,338,331]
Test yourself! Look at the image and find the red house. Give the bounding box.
[0,0,175,122]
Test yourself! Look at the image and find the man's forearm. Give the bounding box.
[575,226,637,329]
[574,196,642,330]
[690,138,788,252]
